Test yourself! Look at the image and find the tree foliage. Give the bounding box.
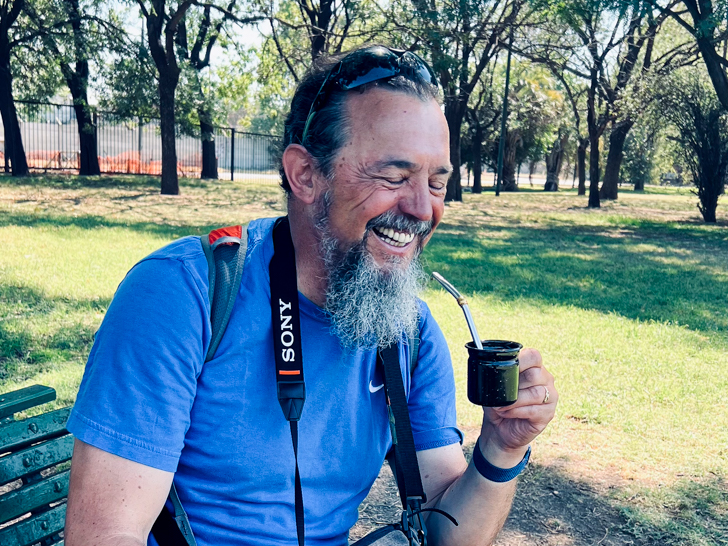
[657,69,727,222]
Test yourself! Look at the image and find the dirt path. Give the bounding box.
[350,434,646,546]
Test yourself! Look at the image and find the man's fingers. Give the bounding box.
[494,401,556,422]
[517,348,542,373]
[518,366,555,390]
[494,384,556,412]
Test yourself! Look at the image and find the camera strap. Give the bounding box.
[379,345,427,545]
[270,216,307,546]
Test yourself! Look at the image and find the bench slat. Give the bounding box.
[0,470,70,525]
[0,386,56,421]
[0,408,71,456]
[0,434,74,486]
[0,503,66,546]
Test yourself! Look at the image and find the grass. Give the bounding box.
[1,173,727,544]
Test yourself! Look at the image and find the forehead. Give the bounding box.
[341,88,450,168]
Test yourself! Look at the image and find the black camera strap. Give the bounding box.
[379,344,428,545]
[270,216,307,546]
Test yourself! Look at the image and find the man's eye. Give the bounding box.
[430,180,447,192]
[383,177,407,185]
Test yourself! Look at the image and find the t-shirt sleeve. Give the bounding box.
[67,255,210,472]
[408,302,464,452]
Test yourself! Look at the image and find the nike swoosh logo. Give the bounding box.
[369,381,384,393]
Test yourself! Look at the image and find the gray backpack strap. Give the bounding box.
[408,316,421,376]
[169,482,198,546]
[200,225,248,362]
[152,225,248,546]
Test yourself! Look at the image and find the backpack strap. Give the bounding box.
[408,317,421,376]
[152,225,247,546]
[200,225,248,362]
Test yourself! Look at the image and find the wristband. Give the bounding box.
[472,439,531,483]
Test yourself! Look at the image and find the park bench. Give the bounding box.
[0,385,72,546]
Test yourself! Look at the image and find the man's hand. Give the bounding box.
[479,348,558,466]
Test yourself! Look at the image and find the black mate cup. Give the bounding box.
[466,340,522,407]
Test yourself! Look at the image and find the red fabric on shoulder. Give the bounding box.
[208,225,242,246]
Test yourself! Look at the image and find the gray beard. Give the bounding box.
[316,199,431,350]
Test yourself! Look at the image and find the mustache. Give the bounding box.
[365,210,434,237]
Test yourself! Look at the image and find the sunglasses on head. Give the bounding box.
[300,45,439,144]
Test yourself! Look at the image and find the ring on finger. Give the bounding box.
[542,386,550,404]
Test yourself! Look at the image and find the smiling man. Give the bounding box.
[65,45,557,546]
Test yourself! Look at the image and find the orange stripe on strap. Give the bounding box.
[278,370,301,376]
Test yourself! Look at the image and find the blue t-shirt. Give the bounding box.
[68,217,462,546]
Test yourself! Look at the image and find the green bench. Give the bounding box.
[0,385,72,546]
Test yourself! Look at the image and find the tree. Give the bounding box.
[23,0,122,175]
[260,0,383,81]
[136,0,194,194]
[658,69,727,222]
[137,0,259,193]
[0,0,29,175]
[643,0,728,109]
[621,117,658,190]
[175,0,260,179]
[544,131,568,190]
[389,0,521,201]
[464,73,500,194]
[521,0,680,206]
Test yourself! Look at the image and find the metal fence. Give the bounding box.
[0,101,281,184]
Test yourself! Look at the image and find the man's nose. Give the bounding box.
[399,176,434,222]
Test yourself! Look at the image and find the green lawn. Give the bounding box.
[1,174,726,544]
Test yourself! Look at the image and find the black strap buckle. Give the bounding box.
[401,497,427,546]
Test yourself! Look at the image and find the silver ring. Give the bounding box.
[542,387,550,404]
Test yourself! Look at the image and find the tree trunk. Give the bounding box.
[588,132,600,207]
[472,120,482,194]
[0,43,28,177]
[577,138,588,195]
[528,160,536,186]
[600,120,633,200]
[502,130,521,192]
[444,101,464,201]
[544,134,568,191]
[58,0,99,176]
[159,71,180,195]
[70,98,100,175]
[199,110,218,179]
[695,34,728,111]
[634,177,645,191]
[587,77,600,208]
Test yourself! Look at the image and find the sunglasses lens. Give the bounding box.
[401,51,438,86]
[342,65,398,90]
[300,46,438,143]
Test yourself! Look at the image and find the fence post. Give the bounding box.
[230,128,235,181]
[93,112,99,167]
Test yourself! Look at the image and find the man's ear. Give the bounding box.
[282,144,320,205]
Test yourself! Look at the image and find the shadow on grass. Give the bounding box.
[500,462,728,546]
[0,283,108,382]
[426,221,728,334]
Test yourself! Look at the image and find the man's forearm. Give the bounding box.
[65,533,146,546]
[426,461,517,546]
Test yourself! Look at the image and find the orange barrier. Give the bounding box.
[20,150,204,178]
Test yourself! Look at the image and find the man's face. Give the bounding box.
[317,88,451,268]
[310,88,450,348]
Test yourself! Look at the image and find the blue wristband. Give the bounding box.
[472,440,531,483]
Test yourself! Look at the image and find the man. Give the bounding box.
[65,45,557,546]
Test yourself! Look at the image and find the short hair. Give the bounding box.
[279,45,441,195]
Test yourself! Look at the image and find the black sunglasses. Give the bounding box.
[300,46,439,144]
